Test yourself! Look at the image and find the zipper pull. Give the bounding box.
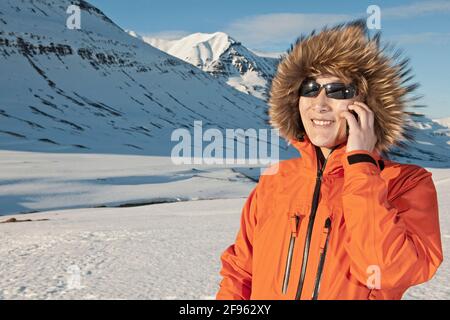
[312,217,333,300]
[290,213,301,238]
[324,217,332,229]
[283,213,301,294]
[319,217,332,249]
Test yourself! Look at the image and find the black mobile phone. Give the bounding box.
[346,110,359,136]
[350,110,359,122]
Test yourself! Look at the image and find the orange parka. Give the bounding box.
[216,136,443,300]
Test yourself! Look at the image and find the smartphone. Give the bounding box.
[350,110,359,122]
[345,110,359,136]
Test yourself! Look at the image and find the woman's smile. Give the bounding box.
[311,118,335,128]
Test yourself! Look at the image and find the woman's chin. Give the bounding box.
[309,135,345,149]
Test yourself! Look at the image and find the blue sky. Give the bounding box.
[89,0,450,119]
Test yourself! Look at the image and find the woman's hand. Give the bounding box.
[339,101,378,153]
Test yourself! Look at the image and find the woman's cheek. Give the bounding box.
[336,101,351,113]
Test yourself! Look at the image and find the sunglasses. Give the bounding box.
[299,78,357,100]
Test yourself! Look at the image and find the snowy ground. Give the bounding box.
[0,151,448,299]
[0,198,244,300]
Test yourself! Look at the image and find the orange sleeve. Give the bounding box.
[341,150,443,291]
[216,187,258,300]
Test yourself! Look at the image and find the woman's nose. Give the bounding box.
[312,89,332,113]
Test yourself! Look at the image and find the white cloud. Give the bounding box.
[132,1,450,52]
[388,32,450,45]
[382,0,450,19]
[223,13,352,49]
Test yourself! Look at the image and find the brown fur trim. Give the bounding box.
[268,19,421,152]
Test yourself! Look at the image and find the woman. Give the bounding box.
[216,20,443,300]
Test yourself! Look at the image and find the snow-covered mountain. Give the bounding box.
[387,113,450,166]
[129,31,280,101]
[0,0,290,159]
[433,117,450,136]
[0,0,448,167]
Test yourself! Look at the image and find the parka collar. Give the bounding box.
[289,135,381,177]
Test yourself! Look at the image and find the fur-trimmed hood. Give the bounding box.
[268,19,420,153]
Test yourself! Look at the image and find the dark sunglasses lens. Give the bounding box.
[299,80,320,97]
[326,84,356,99]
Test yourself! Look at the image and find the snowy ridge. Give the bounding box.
[386,113,450,166]
[0,0,286,157]
[130,31,280,101]
[433,117,450,134]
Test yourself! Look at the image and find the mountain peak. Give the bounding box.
[133,31,279,100]
[128,31,239,65]
[185,31,236,44]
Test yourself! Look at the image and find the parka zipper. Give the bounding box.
[282,213,300,294]
[312,217,332,300]
[295,146,336,300]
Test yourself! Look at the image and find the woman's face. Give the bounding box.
[298,75,360,149]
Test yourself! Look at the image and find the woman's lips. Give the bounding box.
[311,119,335,128]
